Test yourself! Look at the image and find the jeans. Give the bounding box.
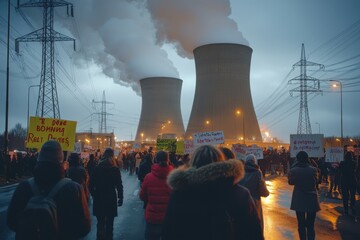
[295,211,316,240]
[96,216,115,240]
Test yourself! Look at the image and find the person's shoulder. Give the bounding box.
[233,184,252,198]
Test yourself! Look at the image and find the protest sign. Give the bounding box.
[193,131,224,146]
[184,140,195,155]
[246,147,264,160]
[325,147,344,163]
[232,144,247,161]
[176,141,185,155]
[156,139,177,152]
[290,134,324,158]
[26,117,77,151]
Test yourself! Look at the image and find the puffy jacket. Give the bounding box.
[140,163,173,224]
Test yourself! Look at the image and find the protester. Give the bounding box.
[7,140,91,240]
[87,153,97,178]
[238,154,269,233]
[339,151,357,215]
[162,145,263,240]
[138,149,154,184]
[288,151,321,240]
[89,148,124,240]
[67,152,90,202]
[140,151,173,240]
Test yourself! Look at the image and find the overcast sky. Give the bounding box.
[1,0,360,144]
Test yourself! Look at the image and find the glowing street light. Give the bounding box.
[330,80,343,147]
[235,109,245,144]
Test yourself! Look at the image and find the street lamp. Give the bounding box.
[235,109,245,144]
[330,80,343,147]
[27,85,40,131]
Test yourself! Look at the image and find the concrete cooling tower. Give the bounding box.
[135,77,185,142]
[185,43,262,142]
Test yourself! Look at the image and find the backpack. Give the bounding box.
[16,178,71,240]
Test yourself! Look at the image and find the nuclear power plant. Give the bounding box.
[135,77,185,142]
[185,43,262,142]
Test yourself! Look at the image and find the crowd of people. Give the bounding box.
[3,140,360,240]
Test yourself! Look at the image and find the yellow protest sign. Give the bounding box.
[156,139,177,152]
[26,117,77,151]
[176,140,184,155]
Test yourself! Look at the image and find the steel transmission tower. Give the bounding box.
[92,91,113,133]
[15,0,75,119]
[288,43,324,134]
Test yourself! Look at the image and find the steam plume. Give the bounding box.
[145,0,249,58]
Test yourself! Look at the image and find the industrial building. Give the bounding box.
[185,43,262,143]
[135,77,185,142]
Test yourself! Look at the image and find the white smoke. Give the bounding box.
[62,0,179,95]
[144,0,249,58]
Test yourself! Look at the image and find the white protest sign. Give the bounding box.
[74,142,82,154]
[246,147,264,160]
[325,147,344,163]
[193,131,225,146]
[290,134,324,158]
[184,140,195,155]
[232,144,247,161]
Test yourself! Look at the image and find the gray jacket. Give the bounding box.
[288,161,321,212]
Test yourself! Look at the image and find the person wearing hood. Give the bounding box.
[7,140,91,240]
[238,154,269,234]
[89,148,123,240]
[162,145,263,240]
[288,151,321,240]
[140,150,174,240]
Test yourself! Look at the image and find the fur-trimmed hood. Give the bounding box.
[167,159,244,191]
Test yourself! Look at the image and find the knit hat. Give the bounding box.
[37,140,64,164]
[245,154,257,165]
[296,151,308,163]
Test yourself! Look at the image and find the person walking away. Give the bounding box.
[7,140,91,240]
[328,162,340,194]
[238,154,269,234]
[288,151,321,240]
[339,151,357,216]
[162,145,263,240]
[89,148,123,240]
[87,153,97,178]
[67,152,90,202]
[140,151,173,240]
[138,150,154,184]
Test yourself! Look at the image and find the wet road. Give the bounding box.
[1,172,360,239]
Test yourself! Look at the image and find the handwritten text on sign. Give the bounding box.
[26,117,77,151]
[290,134,324,158]
[193,131,225,146]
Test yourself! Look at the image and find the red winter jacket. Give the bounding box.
[140,163,173,224]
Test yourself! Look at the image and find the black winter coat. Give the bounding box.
[7,161,91,240]
[89,158,123,217]
[163,160,263,240]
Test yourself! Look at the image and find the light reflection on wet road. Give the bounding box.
[262,175,360,240]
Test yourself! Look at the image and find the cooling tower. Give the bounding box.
[135,77,185,142]
[185,43,262,142]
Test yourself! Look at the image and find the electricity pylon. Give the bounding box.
[15,0,75,119]
[288,43,324,134]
